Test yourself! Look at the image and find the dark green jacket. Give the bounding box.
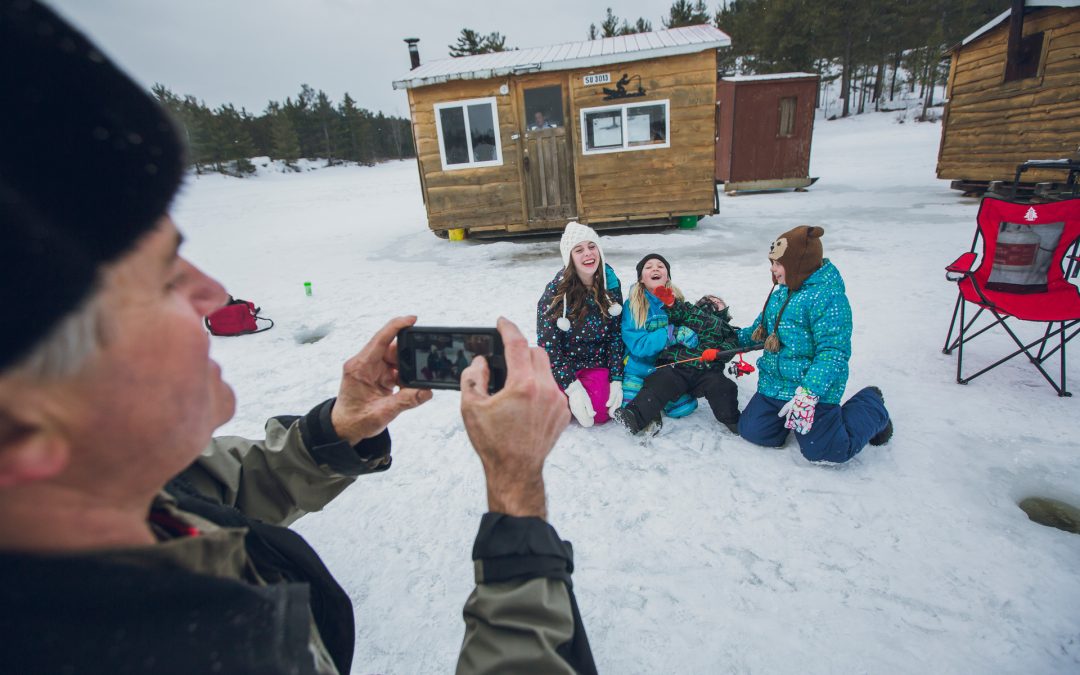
[659,300,740,369]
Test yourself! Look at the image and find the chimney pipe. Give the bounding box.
[1006,0,1025,69]
[405,38,420,70]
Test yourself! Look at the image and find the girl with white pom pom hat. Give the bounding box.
[536,222,625,427]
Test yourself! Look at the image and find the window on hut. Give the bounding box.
[434,97,503,170]
[778,97,797,138]
[581,100,670,155]
[524,85,563,130]
[1004,31,1044,82]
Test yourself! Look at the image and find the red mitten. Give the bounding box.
[652,285,675,307]
[701,348,720,362]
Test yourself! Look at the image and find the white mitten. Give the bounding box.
[565,379,596,427]
[605,382,623,416]
[777,386,819,435]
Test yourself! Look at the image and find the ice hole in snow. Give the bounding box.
[1018,497,1080,535]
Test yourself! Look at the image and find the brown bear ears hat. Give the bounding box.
[768,225,825,292]
[751,225,825,352]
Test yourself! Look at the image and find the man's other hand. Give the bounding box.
[460,317,569,519]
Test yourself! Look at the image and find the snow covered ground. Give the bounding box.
[173,111,1080,674]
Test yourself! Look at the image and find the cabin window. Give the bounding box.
[433,97,503,171]
[580,100,670,155]
[524,85,563,130]
[778,97,797,137]
[1004,31,1044,82]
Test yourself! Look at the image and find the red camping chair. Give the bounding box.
[943,195,1080,396]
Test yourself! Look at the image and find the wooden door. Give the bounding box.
[524,126,576,222]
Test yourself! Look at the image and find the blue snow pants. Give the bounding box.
[738,387,889,463]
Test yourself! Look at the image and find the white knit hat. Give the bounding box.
[560,221,605,269]
[555,221,621,331]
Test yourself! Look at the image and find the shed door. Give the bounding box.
[521,85,576,222]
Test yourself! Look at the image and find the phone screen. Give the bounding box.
[398,327,505,392]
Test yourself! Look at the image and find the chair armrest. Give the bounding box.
[946,252,977,281]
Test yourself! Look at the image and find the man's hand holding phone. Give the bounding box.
[331,315,433,446]
[459,317,569,520]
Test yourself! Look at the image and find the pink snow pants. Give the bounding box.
[575,367,611,425]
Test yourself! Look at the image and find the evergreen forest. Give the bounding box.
[152,84,414,176]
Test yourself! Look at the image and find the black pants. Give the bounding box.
[630,366,739,426]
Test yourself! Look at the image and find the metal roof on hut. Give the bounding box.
[392,25,731,90]
[955,0,1080,48]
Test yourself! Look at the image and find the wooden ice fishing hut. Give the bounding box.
[715,73,819,193]
[937,0,1080,195]
[391,25,731,238]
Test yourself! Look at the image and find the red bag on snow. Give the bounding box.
[205,297,274,336]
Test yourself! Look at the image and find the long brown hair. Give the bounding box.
[546,265,615,325]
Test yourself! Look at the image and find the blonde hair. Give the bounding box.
[628,282,684,328]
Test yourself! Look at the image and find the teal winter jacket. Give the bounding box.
[737,260,852,404]
[621,288,677,380]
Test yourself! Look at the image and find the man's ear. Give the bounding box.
[0,413,70,488]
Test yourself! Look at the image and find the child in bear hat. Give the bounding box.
[536,221,624,427]
[735,225,893,462]
[613,253,742,436]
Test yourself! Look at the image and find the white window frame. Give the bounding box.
[579,99,671,156]
[433,97,503,171]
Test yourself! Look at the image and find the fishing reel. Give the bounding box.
[727,353,755,378]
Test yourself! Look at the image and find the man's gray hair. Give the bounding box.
[8,293,103,380]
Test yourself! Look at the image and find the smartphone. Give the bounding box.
[396,326,506,393]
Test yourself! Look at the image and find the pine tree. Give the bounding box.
[588,23,598,40]
[664,0,710,28]
[449,28,486,57]
[266,101,301,168]
[484,32,508,52]
[600,8,620,37]
[313,90,338,165]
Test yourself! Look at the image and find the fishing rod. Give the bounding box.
[656,342,765,368]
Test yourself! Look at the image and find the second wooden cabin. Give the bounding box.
[392,25,731,238]
[937,0,1080,194]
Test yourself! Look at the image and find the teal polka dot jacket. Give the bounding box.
[737,259,852,404]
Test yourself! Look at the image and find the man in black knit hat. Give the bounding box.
[0,2,596,673]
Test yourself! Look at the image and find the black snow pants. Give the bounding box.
[631,366,739,426]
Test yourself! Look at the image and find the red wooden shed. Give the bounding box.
[715,73,819,192]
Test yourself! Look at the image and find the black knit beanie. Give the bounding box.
[0,0,185,372]
[635,253,671,282]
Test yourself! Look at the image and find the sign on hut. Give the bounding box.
[715,73,819,194]
[391,25,731,239]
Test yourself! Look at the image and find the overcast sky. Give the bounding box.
[47,0,690,118]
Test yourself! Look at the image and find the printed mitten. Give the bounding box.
[778,386,819,435]
[675,325,699,348]
[652,285,676,307]
[605,382,623,416]
[565,379,596,427]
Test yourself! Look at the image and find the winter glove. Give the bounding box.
[675,325,699,348]
[701,348,721,362]
[652,285,676,307]
[778,386,819,435]
[605,381,623,417]
[565,379,596,428]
